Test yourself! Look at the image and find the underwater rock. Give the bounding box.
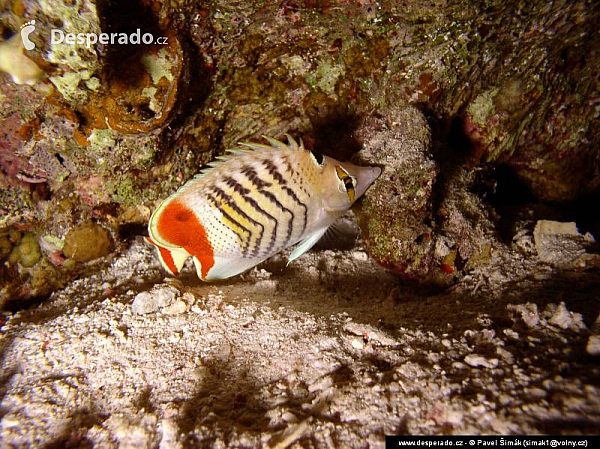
[353,103,499,285]
[1,0,598,302]
[533,220,595,267]
[353,105,438,281]
[100,33,187,134]
[463,77,600,203]
[62,222,113,262]
[0,228,19,261]
[131,284,180,315]
[455,1,600,203]
[0,226,71,308]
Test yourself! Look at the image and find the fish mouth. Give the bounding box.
[353,165,382,198]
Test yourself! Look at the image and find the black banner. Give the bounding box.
[386,436,594,448]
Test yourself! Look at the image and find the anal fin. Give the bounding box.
[145,237,189,275]
[197,256,269,281]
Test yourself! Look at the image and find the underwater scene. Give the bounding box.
[1,0,599,445]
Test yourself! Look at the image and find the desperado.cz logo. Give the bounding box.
[20,20,37,50]
[19,20,168,50]
[51,29,169,49]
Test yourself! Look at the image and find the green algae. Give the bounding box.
[468,89,498,126]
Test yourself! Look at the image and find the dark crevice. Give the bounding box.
[477,163,600,242]
[96,0,165,81]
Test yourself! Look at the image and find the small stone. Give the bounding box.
[351,251,368,262]
[533,220,595,266]
[586,335,600,356]
[445,409,463,425]
[158,418,179,449]
[163,299,187,315]
[496,347,514,364]
[452,361,467,370]
[282,411,299,423]
[131,285,179,314]
[546,302,586,332]
[181,292,196,304]
[131,292,156,314]
[490,418,512,433]
[507,303,540,329]
[464,354,499,369]
[525,387,547,400]
[351,338,364,350]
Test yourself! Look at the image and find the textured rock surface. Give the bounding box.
[533,220,596,267]
[352,105,439,281]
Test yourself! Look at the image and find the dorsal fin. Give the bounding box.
[180,134,304,187]
[239,134,304,152]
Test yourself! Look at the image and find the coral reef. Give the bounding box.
[1,0,599,306]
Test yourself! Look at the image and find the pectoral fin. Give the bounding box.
[287,227,329,265]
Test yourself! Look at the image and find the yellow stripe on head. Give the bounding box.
[335,166,356,203]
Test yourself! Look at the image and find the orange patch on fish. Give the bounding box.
[158,244,178,274]
[156,199,214,278]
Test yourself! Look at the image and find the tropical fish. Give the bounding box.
[146,135,381,281]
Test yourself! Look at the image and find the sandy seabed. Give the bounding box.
[1,220,599,448]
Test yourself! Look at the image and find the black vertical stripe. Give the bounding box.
[223,176,250,195]
[240,165,272,190]
[258,190,295,244]
[282,186,308,239]
[262,158,288,186]
[241,194,279,255]
[262,155,309,243]
[219,174,280,255]
[211,186,266,258]
[205,191,253,255]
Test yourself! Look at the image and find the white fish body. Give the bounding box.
[146,135,381,281]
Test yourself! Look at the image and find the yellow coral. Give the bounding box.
[63,223,113,262]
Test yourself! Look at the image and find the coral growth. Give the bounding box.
[1,0,598,305]
[62,222,113,262]
[353,105,439,281]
